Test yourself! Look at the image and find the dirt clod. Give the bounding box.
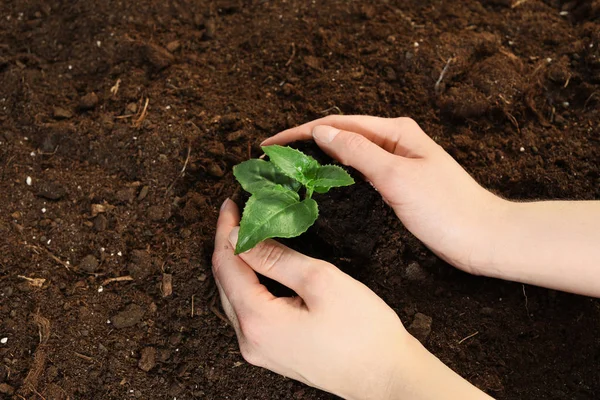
[0,383,15,395]
[111,304,145,329]
[79,92,99,110]
[94,214,109,232]
[52,107,73,120]
[407,313,433,343]
[138,347,157,372]
[147,205,171,222]
[79,255,99,273]
[128,250,154,280]
[36,181,66,201]
[143,43,175,70]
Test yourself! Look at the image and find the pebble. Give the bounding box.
[79,255,99,273]
[0,383,15,395]
[26,176,32,186]
[115,188,136,204]
[111,303,145,329]
[79,92,99,110]
[53,107,73,120]
[207,162,224,178]
[203,18,216,40]
[36,181,66,200]
[147,205,171,222]
[128,250,153,280]
[137,185,149,201]
[143,43,174,70]
[407,313,433,343]
[94,214,108,232]
[480,307,494,316]
[404,262,427,281]
[0,337,7,344]
[138,346,157,371]
[166,40,181,53]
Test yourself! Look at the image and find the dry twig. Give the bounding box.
[101,276,133,286]
[458,331,479,344]
[285,42,296,67]
[165,141,192,195]
[133,97,149,128]
[434,57,454,95]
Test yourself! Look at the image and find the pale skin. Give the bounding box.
[212,116,600,399]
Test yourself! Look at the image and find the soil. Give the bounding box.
[0,0,599,399]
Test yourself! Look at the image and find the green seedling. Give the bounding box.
[232,145,354,254]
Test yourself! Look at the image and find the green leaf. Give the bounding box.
[261,145,319,186]
[233,159,301,194]
[235,189,319,254]
[310,165,355,194]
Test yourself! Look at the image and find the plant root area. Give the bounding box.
[0,1,598,399]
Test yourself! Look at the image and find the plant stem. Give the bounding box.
[306,187,313,199]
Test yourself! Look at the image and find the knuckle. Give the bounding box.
[344,132,369,153]
[301,262,335,292]
[238,313,263,344]
[239,342,263,367]
[253,242,288,274]
[395,117,419,130]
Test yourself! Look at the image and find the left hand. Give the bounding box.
[212,198,412,400]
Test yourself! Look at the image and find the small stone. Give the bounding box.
[480,307,494,316]
[207,162,224,178]
[282,83,294,96]
[143,43,175,70]
[0,383,15,395]
[115,188,136,204]
[79,255,99,273]
[94,214,108,232]
[138,347,157,372]
[404,262,427,281]
[206,141,225,157]
[383,66,397,81]
[128,250,153,280]
[203,18,216,40]
[147,205,171,222]
[137,185,149,201]
[162,273,173,297]
[53,107,73,120]
[126,103,138,114]
[198,273,207,282]
[407,313,433,343]
[79,92,99,110]
[226,130,245,142]
[166,40,181,53]
[36,181,66,200]
[111,303,145,329]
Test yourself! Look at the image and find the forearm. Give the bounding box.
[386,336,492,400]
[482,200,600,297]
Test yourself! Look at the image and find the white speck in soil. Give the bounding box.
[26,176,32,186]
[519,147,525,152]
[41,208,47,213]
[0,337,7,344]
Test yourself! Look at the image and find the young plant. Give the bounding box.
[232,145,354,254]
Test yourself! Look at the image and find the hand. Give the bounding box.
[212,198,410,400]
[212,199,492,399]
[263,116,507,275]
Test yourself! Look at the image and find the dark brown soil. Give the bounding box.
[1,0,599,399]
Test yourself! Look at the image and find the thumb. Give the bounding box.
[312,125,398,185]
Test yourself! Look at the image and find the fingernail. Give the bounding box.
[312,125,340,143]
[220,198,230,212]
[228,227,240,246]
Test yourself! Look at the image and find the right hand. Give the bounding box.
[263,116,508,275]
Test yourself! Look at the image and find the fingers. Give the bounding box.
[311,125,400,187]
[262,115,436,158]
[229,228,331,305]
[213,199,271,311]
